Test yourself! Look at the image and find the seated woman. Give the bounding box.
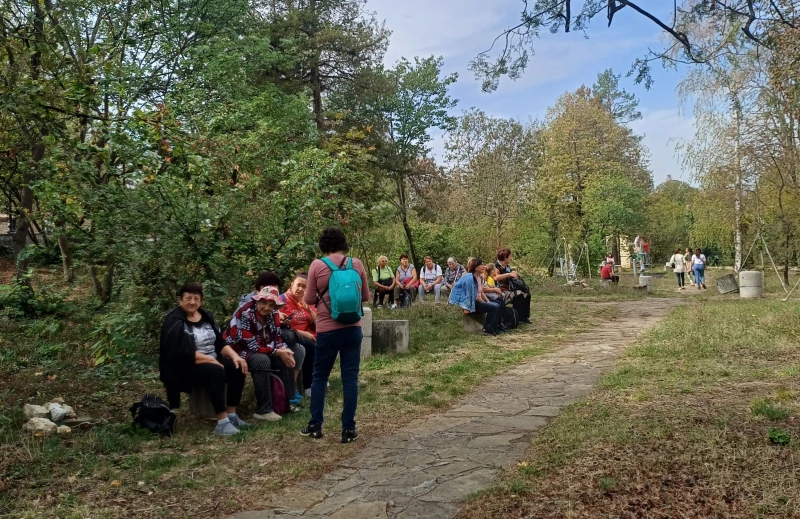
[159,282,248,436]
[372,256,396,308]
[224,286,304,422]
[393,254,418,307]
[483,264,503,302]
[449,258,503,336]
[494,248,532,324]
[282,272,317,400]
[240,271,282,306]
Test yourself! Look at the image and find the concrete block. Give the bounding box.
[715,273,739,295]
[372,320,409,355]
[189,385,226,419]
[361,336,372,359]
[462,313,486,334]
[639,275,653,292]
[361,306,373,337]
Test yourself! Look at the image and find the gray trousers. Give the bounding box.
[247,351,298,414]
[418,282,443,303]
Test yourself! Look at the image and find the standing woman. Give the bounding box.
[684,248,695,287]
[691,248,707,289]
[669,248,687,290]
[302,228,370,443]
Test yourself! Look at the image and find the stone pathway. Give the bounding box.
[228,298,681,519]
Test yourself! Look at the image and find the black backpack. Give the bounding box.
[503,307,519,329]
[130,394,177,436]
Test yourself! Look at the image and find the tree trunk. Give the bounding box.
[395,175,419,267]
[102,263,114,303]
[57,234,75,282]
[90,265,103,297]
[733,100,744,271]
[311,64,325,132]
[12,173,35,275]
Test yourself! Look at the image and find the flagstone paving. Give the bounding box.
[227,298,681,519]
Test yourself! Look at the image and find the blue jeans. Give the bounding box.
[475,300,502,332]
[693,265,705,285]
[309,326,362,430]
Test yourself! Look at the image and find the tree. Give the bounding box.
[537,87,651,242]
[445,109,539,248]
[644,179,698,263]
[262,0,390,131]
[592,69,642,124]
[471,1,798,91]
[585,176,647,247]
[371,56,458,267]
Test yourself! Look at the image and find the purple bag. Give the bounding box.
[270,373,289,415]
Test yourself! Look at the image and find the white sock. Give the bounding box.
[217,417,230,425]
[227,413,237,420]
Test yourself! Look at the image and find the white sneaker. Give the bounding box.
[390,304,397,309]
[304,388,311,398]
[377,305,383,309]
[253,412,282,422]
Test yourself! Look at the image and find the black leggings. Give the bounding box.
[373,279,395,305]
[295,334,316,391]
[190,357,246,414]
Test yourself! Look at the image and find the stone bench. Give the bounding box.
[372,320,409,355]
[600,279,613,288]
[462,312,486,334]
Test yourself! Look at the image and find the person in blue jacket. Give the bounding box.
[448,257,503,336]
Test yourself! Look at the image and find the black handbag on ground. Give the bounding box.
[130,394,177,436]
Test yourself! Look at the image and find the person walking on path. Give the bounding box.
[691,248,707,289]
[669,248,688,290]
[684,248,695,287]
[302,228,370,443]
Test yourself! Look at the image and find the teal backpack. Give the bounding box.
[319,257,363,324]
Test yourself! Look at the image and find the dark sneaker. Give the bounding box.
[520,319,533,324]
[341,429,360,444]
[301,424,323,439]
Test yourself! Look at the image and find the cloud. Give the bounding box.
[630,109,695,186]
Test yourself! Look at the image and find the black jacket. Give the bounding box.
[159,307,225,408]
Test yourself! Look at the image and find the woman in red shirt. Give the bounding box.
[282,272,317,399]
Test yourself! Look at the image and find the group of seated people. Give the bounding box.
[159,271,318,436]
[159,247,532,436]
[372,249,533,335]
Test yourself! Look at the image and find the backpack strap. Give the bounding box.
[316,256,349,310]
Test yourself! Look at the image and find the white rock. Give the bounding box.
[23,404,49,420]
[23,417,58,435]
[49,405,67,422]
[61,405,77,419]
[56,425,72,435]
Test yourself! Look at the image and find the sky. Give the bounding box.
[366,0,697,186]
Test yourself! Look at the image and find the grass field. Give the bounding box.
[0,298,612,518]
[457,298,800,519]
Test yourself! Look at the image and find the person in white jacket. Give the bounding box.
[669,248,688,290]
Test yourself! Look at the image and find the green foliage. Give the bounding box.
[592,69,642,123]
[752,399,791,421]
[768,427,791,445]
[585,177,647,238]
